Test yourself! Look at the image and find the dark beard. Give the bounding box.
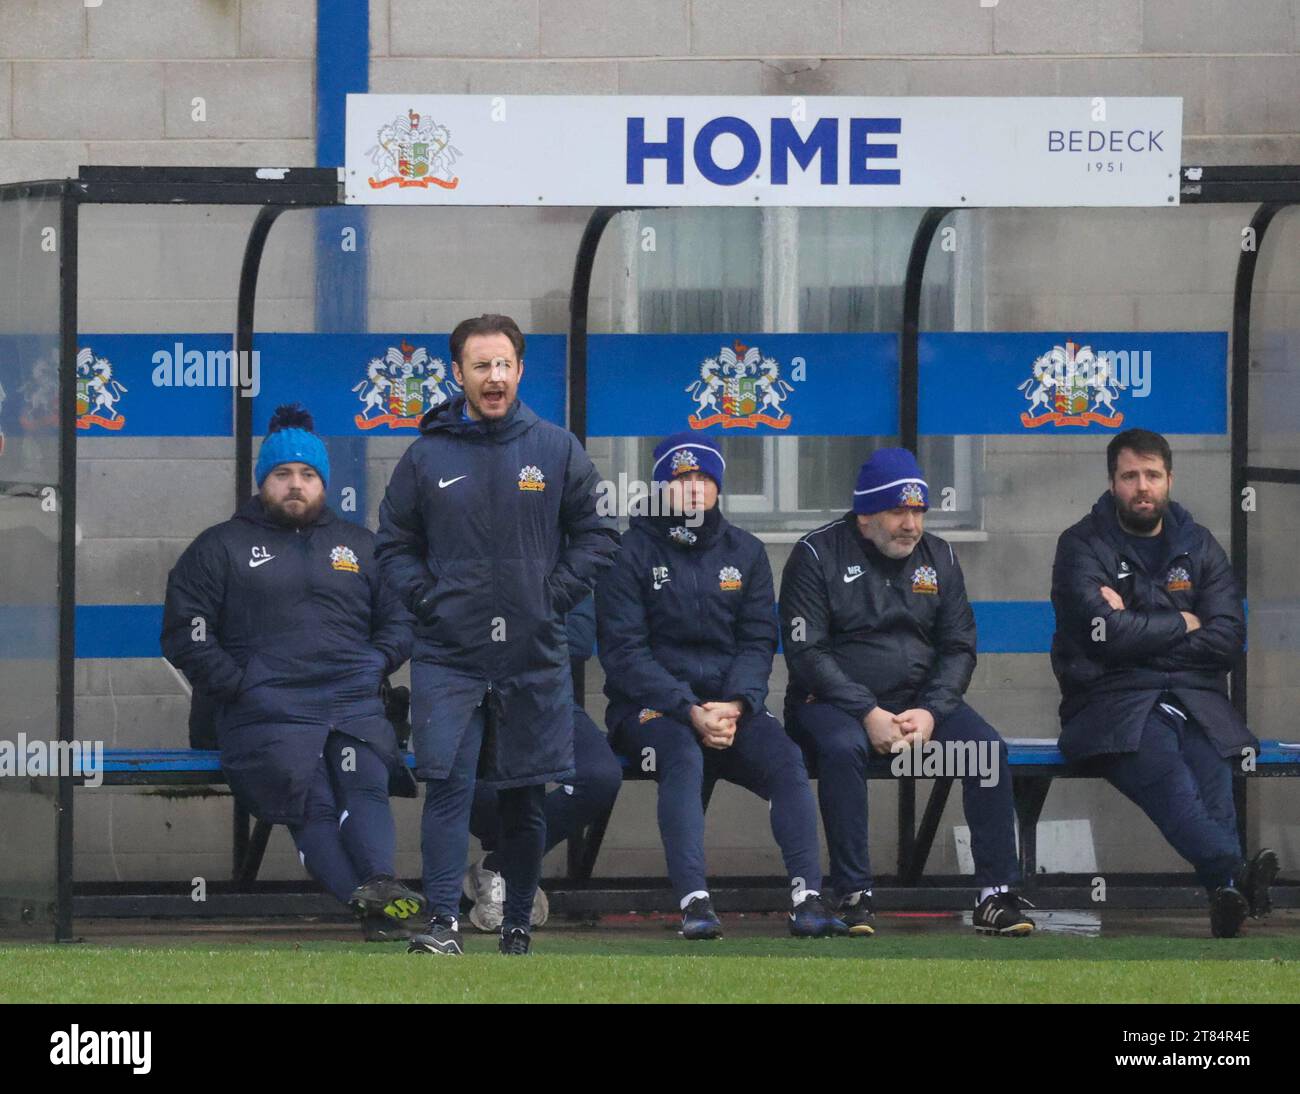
[265,495,323,528]
[1116,497,1166,535]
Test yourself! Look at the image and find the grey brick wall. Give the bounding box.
[3,1,1297,889]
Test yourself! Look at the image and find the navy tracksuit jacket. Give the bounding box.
[160,496,413,825]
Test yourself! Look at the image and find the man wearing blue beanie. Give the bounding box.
[163,404,424,940]
[779,447,1033,937]
[598,433,846,939]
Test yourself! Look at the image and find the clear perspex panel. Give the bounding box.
[0,187,63,929]
[1245,207,1300,759]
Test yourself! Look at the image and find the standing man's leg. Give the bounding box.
[465,708,622,929]
[418,706,486,923]
[496,783,547,932]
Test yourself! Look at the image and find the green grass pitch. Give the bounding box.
[3,932,1299,1004]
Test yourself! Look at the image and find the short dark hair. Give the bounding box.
[449,314,525,365]
[1107,428,1172,479]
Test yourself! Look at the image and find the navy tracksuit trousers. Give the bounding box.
[615,708,822,904]
[470,706,622,864]
[1092,703,1243,890]
[420,704,547,931]
[287,732,396,904]
[789,701,1020,894]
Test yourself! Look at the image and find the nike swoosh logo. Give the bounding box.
[653,581,670,590]
[843,571,866,583]
[249,556,275,568]
[438,475,467,489]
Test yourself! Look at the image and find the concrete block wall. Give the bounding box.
[3,2,1297,887]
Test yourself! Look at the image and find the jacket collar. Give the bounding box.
[418,393,537,443]
[1088,490,1196,566]
[633,505,726,551]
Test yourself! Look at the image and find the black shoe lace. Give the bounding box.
[502,928,530,954]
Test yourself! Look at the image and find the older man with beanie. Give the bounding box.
[376,314,619,956]
[597,433,845,940]
[162,405,424,940]
[780,447,1031,937]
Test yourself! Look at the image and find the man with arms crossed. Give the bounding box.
[1050,428,1277,937]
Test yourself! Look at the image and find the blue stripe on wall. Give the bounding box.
[72,601,1059,660]
[316,1,371,526]
[76,605,164,659]
[316,0,368,170]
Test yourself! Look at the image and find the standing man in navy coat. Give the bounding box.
[376,314,619,956]
[162,406,424,940]
[1050,428,1277,937]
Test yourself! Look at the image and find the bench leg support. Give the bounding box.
[901,777,953,885]
[1013,775,1053,889]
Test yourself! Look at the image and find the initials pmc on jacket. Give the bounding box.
[779,514,977,725]
[596,511,777,731]
[1050,492,1253,762]
[161,497,414,824]
[374,396,620,788]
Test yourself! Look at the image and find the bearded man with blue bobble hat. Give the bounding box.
[779,447,1033,937]
[597,432,845,940]
[162,405,424,941]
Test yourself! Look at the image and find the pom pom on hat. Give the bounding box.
[255,403,330,487]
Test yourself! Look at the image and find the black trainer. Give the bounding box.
[1209,885,1249,939]
[837,890,876,937]
[1240,849,1279,919]
[348,875,426,927]
[680,896,723,940]
[789,893,850,938]
[407,915,464,955]
[972,890,1036,936]
[499,926,532,955]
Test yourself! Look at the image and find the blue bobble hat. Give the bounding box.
[255,404,330,487]
[651,432,725,493]
[852,447,928,515]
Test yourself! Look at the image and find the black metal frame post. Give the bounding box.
[1225,200,1298,855]
[564,206,641,880]
[55,182,80,942]
[895,207,955,877]
[228,204,290,883]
